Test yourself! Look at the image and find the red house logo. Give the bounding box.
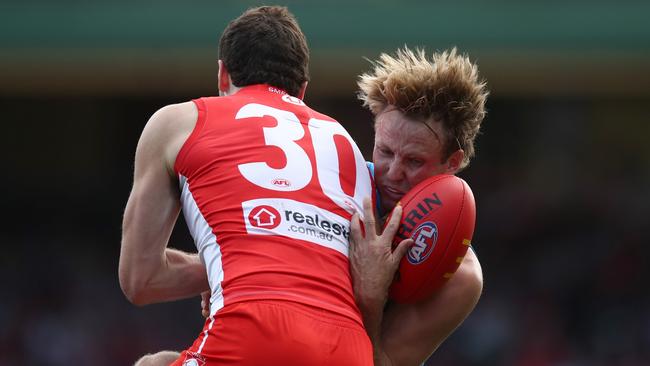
[248,205,281,229]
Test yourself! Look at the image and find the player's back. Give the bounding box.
[174,84,372,324]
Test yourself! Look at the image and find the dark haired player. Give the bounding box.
[118,6,410,366]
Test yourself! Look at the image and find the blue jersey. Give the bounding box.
[366,161,384,217]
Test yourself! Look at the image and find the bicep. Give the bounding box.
[380,250,483,365]
[119,108,183,281]
[121,164,180,262]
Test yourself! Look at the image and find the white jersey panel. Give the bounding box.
[179,175,224,314]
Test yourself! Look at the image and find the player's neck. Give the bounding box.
[219,84,241,97]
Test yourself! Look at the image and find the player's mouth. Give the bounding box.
[381,185,405,201]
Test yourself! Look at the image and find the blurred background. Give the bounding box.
[1,0,649,365]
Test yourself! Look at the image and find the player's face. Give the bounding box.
[373,108,455,214]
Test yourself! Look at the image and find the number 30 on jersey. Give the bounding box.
[235,103,371,213]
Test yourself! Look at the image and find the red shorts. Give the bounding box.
[170,300,373,366]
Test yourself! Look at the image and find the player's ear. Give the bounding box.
[297,81,308,100]
[445,149,464,173]
[217,60,231,94]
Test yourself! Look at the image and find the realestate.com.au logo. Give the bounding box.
[242,198,351,256]
[248,205,350,241]
[247,204,349,241]
[247,205,281,230]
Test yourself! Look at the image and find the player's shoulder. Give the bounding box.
[306,107,338,123]
[143,101,198,139]
[138,101,199,163]
[150,101,198,126]
[140,101,201,175]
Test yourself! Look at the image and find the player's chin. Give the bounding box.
[378,188,400,210]
[380,196,398,215]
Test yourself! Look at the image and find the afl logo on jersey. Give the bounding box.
[407,222,438,265]
[272,178,291,188]
[248,205,281,229]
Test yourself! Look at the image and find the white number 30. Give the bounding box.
[235,103,370,212]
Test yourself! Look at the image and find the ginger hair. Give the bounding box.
[358,47,488,170]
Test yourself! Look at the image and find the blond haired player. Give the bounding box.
[349,47,489,366]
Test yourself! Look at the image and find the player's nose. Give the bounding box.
[384,160,405,182]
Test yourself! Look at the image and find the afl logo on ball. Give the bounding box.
[407,222,438,265]
[248,205,281,229]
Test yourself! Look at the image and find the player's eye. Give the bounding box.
[379,147,393,157]
[408,158,424,167]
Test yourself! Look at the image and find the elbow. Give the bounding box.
[457,250,484,306]
[119,236,160,306]
[120,284,147,306]
[465,266,484,306]
[120,278,152,306]
[119,266,153,306]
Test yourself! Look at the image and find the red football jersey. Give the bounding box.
[174,84,372,324]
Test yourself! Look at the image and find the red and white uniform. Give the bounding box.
[172,85,373,365]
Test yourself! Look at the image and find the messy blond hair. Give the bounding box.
[358,47,488,170]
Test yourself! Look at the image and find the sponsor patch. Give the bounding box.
[182,352,205,366]
[242,198,350,256]
[282,93,305,106]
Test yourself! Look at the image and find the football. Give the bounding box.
[388,174,476,303]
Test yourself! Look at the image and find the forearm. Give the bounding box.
[158,248,209,300]
[380,251,484,365]
[120,247,208,305]
[350,244,393,365]
[349,201,412,366]
[356,295,393,366]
